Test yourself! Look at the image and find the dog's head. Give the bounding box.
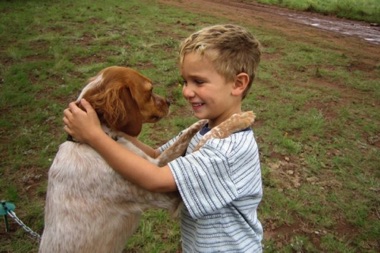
[76,66,170,137]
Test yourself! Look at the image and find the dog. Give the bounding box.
[39,66,256,253]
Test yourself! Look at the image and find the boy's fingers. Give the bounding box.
[79,99,95,113]
[63,107,72,118]
[63,124,72,135]
[63,114,70,125]
[62,113,72,134]
[68,101,80,112]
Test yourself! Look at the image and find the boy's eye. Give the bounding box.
[194,79,204,85]
[180,78,204,86]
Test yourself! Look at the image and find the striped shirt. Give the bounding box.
[159,125,263,252]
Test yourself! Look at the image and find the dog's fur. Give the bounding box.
[39,66,256,253]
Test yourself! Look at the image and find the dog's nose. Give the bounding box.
[166,99,171,106]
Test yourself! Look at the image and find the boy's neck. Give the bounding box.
[207,107,242,129]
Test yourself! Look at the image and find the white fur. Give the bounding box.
[76,73,104,101]
[39,131,182,253]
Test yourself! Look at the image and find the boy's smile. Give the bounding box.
[180,52,243,128]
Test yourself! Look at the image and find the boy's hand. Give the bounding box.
[63,99,102,143]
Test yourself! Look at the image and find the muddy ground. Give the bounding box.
[161,0,380,66]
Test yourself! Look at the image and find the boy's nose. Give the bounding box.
[182,85,195,98]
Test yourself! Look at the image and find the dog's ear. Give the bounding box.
[115,86,143,136]
[123,69,153,108]
[83,83,143,137]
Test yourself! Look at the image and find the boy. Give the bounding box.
[64,24,263,252]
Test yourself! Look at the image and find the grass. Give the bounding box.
[1,0,379,252]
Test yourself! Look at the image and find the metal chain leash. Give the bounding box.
[1,201,41,241]
[7,210,41,241]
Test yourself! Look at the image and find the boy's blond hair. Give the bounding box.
[179,24,261,99]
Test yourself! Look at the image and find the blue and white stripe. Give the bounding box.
[160,127,263,252]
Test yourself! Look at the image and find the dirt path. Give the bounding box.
[160,0,380,67]
[202,0,380,45]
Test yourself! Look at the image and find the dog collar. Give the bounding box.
[66,134,119,143]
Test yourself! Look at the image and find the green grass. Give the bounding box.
[1,0,379,252]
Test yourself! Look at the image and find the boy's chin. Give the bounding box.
[192,111,206,119]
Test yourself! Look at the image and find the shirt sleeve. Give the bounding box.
[168,138,239,219]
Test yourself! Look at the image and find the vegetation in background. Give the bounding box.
[1,0,379,252]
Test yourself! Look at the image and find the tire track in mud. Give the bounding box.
[208,0,380,45]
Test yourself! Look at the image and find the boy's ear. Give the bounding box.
[231,73,249,96]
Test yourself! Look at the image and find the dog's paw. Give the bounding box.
[183,119,208,135]
[157,120,208,166]
[193,111,255,151]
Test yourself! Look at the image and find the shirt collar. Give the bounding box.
[199,123,251,136]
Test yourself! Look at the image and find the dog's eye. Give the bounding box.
[148,88,153,96]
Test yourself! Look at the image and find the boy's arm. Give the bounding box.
[122,134,160,158]
[91,131,176,192]
[63,99,176,192]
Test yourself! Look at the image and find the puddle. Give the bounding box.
[284,13,380,45]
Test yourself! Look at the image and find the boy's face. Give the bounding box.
[180,52,242,128]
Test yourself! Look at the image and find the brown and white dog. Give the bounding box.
[39,66,255,253]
